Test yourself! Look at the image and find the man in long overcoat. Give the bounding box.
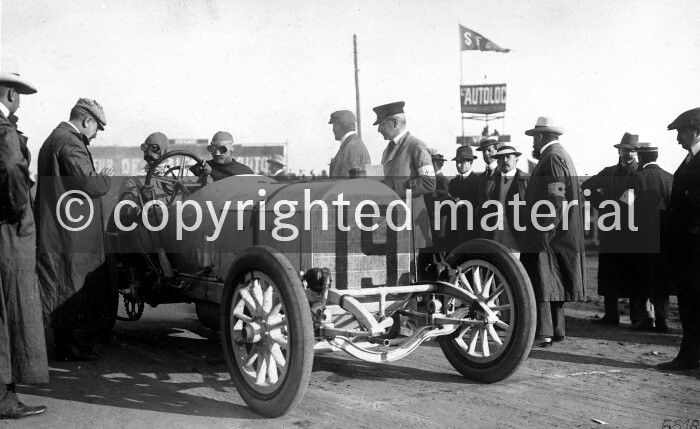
[520,117,586,347]
[373,101,436,275]
[658,107,700,370]
[0,72,48,418]
[36,98,113,361]
[424,149,450,250]
[328,110,371,178]
[631,142,673,332]
[581,133,639,325]
[447,145,481,249]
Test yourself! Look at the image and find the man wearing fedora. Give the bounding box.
[520,117,585,347]
[581,133,640,327]
[373,101,435,273]
[482,145,529,255]
[267,154,288,180]
[631,142,673,333]
[424,149,450,250]
[328,110,370,178]
[659,107,700,370]
[36,98,115,361]
[447,145,481,249]
[0,72,49,419]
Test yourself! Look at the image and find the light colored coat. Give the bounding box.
[329,133,371,178]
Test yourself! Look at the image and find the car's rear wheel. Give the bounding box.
[440,239,536,383]
[220,246,314,417]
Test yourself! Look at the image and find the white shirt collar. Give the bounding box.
[0,102,9,119]
[540,140,559,154]
[690,140,700,157]
[643,161,659,169]
[340,131,356,144]
[392,129,408,144]
[459,170,473,178]
[503,168,517,178]
[63,120,81,134]
[487,160,498,171]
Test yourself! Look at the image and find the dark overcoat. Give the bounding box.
[447,172,481,249]
[581,162,638,297]
[329,133,371,178]
[0,111,49,384]
[424,171,451,249]
[381,131,436,249]
[520,142,586,303]
[632,163,673,296]
[482,168,529,246]
[35,122,112,341]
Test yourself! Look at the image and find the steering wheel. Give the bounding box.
[144,150,208,206]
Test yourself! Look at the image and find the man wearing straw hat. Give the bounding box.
[0,72,49,418]
[520,117,585,348]
[267,154,288,180]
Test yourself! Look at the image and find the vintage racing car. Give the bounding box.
[105,149,536,417]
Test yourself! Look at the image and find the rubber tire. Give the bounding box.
[440,239,536,383]
[220,246,314,417]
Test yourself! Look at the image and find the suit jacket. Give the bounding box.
[0,111,31,223]
[424,171,450,248]
[520,142,586,303]
[381,131,436,249]
[447,171,481,248]
[668,151,700,291]
[482,168,529,245]
[329,133,371,178]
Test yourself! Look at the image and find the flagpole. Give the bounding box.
[353,34,362,139]
[459,24,465,138]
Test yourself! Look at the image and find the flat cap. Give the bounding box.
[267,154,286,166]
[73,98,106,130]
[613,132,639,150]
[211,131,234,144]
[0,72,37,94]
[667,107,700,130]
[329,110,357,124]
[475,135,499,151]
[453,145,476,161]
[372,101,405,125]
[140,132,169,153]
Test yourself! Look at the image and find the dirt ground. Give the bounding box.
[5,254,700,429]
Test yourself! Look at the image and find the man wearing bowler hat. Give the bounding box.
[0,72,49,419]
[658,107,700,370]
[328,110,370,178]
[520,117,585,347]
[482,145,529,254]
[36,98,115,361]
[582,132,640,327]
[631,141,673,333]
[447,145,481,248]
[373,101,435,272]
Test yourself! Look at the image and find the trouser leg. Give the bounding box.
[653,294,670,321]
[603,294,619,322]
[630,296,653,322]
[537,301,554,337]
[551,301,565,338]
[677,289,700,363]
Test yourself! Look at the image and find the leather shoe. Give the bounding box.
[534,336,553,348]
[657,358,699,371]
[553,335,565,342]
[654,319,669,333]
[630,319,655,332]
[0,402,47,419]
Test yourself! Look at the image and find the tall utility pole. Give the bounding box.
[353,34,362,138]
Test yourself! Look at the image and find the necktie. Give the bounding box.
[686,152,693,164]
[388,139,396,152]
[503,176,510,185]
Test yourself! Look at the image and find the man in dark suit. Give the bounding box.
[631,142,673,332]
[424,150,450,250]
[475,136,500,233]
[581,133,639,326]
[520,117,586,347]
[328,110,371,178]
[447,145,480,249]
[482,145,528,254]
[658,107,700,370]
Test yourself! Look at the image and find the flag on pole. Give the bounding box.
[459,25,510,52]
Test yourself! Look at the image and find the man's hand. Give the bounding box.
[100,167,114,176]
[140,184,155,201]
[189,161,212,177]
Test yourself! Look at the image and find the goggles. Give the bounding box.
[207,144,230,154]
[140,143,162,152]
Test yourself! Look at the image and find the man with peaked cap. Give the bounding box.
[482,145,529,255]
[374,101,436,274]
[631,141,673,333]
[447,145,481,249]
[582,132,640,327]
[36,98,113,361]
[520,117,585,347]
[267,154,288,180]
[658,107,700,370]
[423,149,450,250]
[328,110,371,178]
[0,72,49,419]
[200,131,253,181]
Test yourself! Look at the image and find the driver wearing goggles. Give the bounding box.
[191,131,253,181]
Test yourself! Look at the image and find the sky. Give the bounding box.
[2,0,700,176]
